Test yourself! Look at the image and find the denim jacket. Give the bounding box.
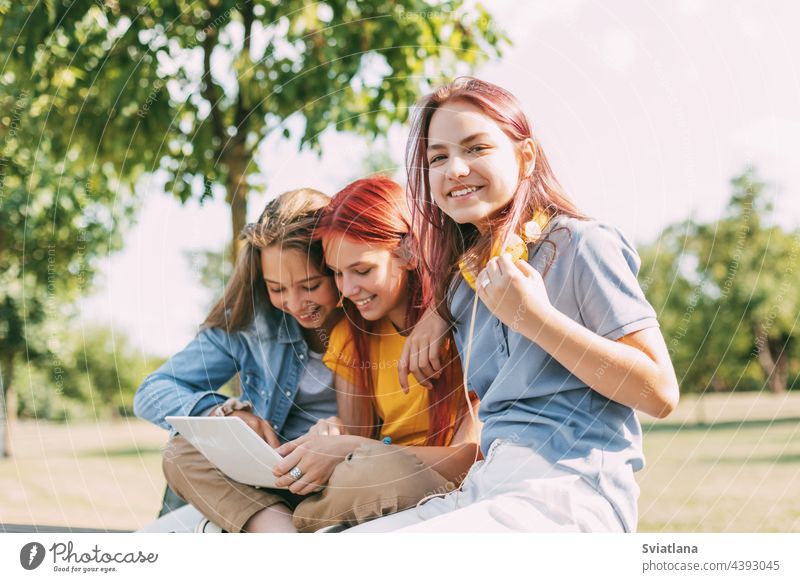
[133,307,316,443]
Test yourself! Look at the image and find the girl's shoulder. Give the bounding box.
[534,215,642,282]
[246,307,304,344]
[328,317,351,345]
[543,215,638,259]
[324,315,395,360]
[325,315,385,346]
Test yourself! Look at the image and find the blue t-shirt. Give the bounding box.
[450,216,659,532]
[281,349,337,441]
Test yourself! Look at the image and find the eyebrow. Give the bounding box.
[263,275,324,285]
[326,261,371,272]
[427,132,491,152]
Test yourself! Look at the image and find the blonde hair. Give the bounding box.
[204,188,330,332]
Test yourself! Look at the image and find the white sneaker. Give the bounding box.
[194,518,225,533]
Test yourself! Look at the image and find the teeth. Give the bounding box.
[450,185,480,197]
[354,295,375,307]
[299,307,319,320]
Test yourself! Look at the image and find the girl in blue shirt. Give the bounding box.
[135,188,342,532]
[352,77,679,532]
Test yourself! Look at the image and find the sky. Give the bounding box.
[80,0,800,357]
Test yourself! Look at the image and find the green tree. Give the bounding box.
[15,326,162,421]
[640,168,799,394]
[69,326,161,417]
[0,86,137,456]
[1,0,506,458]
[4,0,505,264]
[184,243,234,312]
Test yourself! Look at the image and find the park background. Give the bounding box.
[1,0,798,532]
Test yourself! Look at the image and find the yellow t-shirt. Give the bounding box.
[323,317,432,446]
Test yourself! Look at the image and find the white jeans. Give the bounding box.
[348,440,626,533]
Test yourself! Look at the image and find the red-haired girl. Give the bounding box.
[271,175,476,532]
[351,78,679,532]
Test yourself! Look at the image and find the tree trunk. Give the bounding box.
[766,337,789,394]
[754,322,788,394]
[0,354,15,458]
[225,144,248,399]
[710,376,727,392]
[225,143,249,266]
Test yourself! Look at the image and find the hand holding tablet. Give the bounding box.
[166,416,288,489]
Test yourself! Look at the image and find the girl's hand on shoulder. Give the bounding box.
[272,434,355,495]
[399,307,448,392]
[476,253,555,332]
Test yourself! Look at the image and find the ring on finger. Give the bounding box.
[289,466,303,480]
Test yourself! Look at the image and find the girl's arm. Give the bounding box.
[398,307,450,392]
[133,326,283,444]
[272,374,371,494]
[273,375,480,492]
[341,361,481,482]
[518,309,678,418]
[275,409,479,493]
[396,407,480,483]
[133,326,240,429]
[478,254,679,418]
[273,433,373,494]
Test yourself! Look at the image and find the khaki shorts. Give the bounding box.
[162,435,453,533]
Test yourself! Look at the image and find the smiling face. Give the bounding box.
[427,100,534,232]
[323,234,410,328]
[260,246,339,329]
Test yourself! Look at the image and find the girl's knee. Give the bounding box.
[160,435,203,493]
[347,444,422,482]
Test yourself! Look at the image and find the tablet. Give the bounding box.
[166,416,287,489]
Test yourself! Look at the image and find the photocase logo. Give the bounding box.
[20,542,46,570]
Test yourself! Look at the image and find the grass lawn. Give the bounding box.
[1,391,799,532]
[0,418,167,531]
[639,392,800,532]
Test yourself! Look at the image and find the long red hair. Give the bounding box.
[317,176,465,446]
[406,77,588,322]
